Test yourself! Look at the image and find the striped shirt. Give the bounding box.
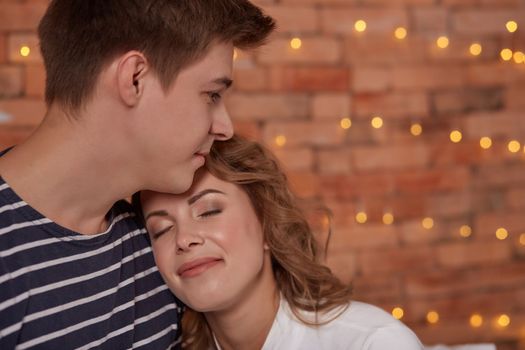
[0,175,182,349]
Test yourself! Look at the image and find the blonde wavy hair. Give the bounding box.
[181,135,353,349]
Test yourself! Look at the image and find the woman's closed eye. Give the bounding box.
[199,209,222,218]
[151,225,173,240]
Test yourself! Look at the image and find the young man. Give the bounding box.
[0,1,274,348]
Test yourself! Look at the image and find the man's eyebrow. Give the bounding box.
[211,77,233,89]
[144,210,169,222]
[188,189,226,205]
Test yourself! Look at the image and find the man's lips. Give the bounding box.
[177,257,222,278]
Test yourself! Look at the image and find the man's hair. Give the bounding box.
[38,0,275,111]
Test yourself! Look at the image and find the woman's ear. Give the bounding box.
[116,51,148,107]
[263,242,270,251]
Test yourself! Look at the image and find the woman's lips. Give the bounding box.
[177,257,222,278]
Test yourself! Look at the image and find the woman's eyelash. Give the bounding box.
[152,225,173,239]
[200,209,222,218]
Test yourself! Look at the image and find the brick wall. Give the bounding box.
[1,0,525,348]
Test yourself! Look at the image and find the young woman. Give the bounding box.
[134,135,424,350]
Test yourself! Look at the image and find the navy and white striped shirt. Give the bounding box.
[0,174,182,349]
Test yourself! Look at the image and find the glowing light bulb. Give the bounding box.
[371,116,383,129]
[410,123,422,136]
[392,307,404,320]
[383,212,394,225]
[354,20,367,32]
[427,311,439,324]
[290,37,302,50]
[480,137,492,149]
[519,233,525,246]
[513,51,525,64]
[436,36,449,49]
[470,313,483,328]
[394,27,407,40]
[422,217,434,230]
[460,225,472,238]
[496,228,508,240]
[506,20,518,33]
[19,46,30,57]
[469,43,482,56]
[508,140,521,153]
[450,130,462,143]
[355,211,367,224]
[500,48,513,61]
[496,314,510,328]
[275,135,287,147]
[340,118,352,130]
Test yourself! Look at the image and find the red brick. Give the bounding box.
[505,84,525,110]
[472,163,525,189]
[269,66,350,92]
[7,33,42,64]
[273,147,313,172]
[0,98,46,127]
[232,120,262,141]
[359,246,437,274]
[0,2,47,31]
[462,111,524,139]
[25,64,46,97]
[426,37,501,63]
[436,241,512,268]
[352,66,392,93]
[263,5,319,33]
[257,37,341,65]
[391,64,465,90]
[505,187,525,210]
[354,91,429,119]
[344,36,427,65]
[227,93,309,121]
[466,62,524,87]
[330,223,400,252]
[474,211,525,238]
[263,121,347,147]
[287,171,320,198]
[351,143,430,172]
[319,173,394,200]
[325,252,358,284]
[432,88,504,116]
[351,275,403,302]
[412,7,449,33]
[452,9,525,35]
[321,8,408,35]
[232,66,268,91]
[311,93,351,120]
[399,218,446,245]
[426,191,472,218]
[317,149,352,174]
[394,167,471,194]
[0,34,6,63]
[0,65,23,97]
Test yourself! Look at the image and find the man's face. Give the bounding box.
[133,42,234,194]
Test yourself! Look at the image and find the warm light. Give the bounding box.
[275,135,287,147]
[513,51,525,64]
[496,314,511,328]
[392,307,404,320]
[19,46,30,57]
[469,43,482,56]
[506,20,518,33]
[383,212,394,225]
[496,228,508,240]
[427,311,439,324]
[470,314,483,328]
[519,233,525,245]
[436,36,449,49]
[460,225,472,238]
[340,118,352,130]
[480,137,492,149]
[290,38,302,50]
[508,140,521,153]
[233,49,238,60]
[394,27,407,40]
[450,130,463,143]
[410,123,423,136]
[354,20,367,32]
[371,116,383,129]
[422,217,434,230]
[355,211,368,224]
[501,48,513,61]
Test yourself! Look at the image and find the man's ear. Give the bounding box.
[116,51,148,107]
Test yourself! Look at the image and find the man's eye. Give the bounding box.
[199,209,222,218]
[208,92,222,104]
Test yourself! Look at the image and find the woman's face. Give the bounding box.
[140,168,273,312]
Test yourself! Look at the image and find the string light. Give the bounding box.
[496,228,508,240]
[513,51,525,64]
[422,217,434,230]
[354,20,367,33]
[519,233,525,246]
[371,116,383,129]
[426,311,439,324]
[436,36,449,49]
[500,48,513,61]
[506,20,518,33]
[19,46,30,57]
[469,43,482,56]
[355,211,368,224]
[340,118,352,130]
[392,307,404,320]
[460,225,472,238]
[290,37,302,50]
[383,212,394,225]
[508,140,521,153]
[480,137,492,149]
[394,27,407,40]
[274,135,287,147]
[410,123,423,136]
[470,313,483,328]
[450,130,462,143]
[496,314,511,328]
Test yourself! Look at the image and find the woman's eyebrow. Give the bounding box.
[188,189,225,205]
[144,210,169,222]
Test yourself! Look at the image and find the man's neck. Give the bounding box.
[0,110,138,235]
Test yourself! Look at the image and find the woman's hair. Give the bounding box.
[181,135,353,349]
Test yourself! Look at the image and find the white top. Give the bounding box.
[261,299,424,350]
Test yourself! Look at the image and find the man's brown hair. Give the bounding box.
[38,0,275,111]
